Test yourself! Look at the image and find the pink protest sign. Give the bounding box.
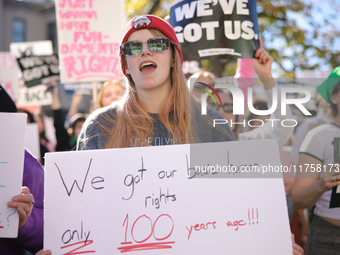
[0,52,20,100]
[55,0,126,83]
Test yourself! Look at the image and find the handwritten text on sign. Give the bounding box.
[55,0,126,83]
[44,140,292,254]
[0,113,26,238]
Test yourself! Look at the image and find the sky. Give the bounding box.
[19,0,339,75]
[278,0,340,73]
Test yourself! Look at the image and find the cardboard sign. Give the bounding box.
[10,40,54,58]
[0,113,26,237]
[0,52,20,100]
[16,54,60,88]
[44,140,292,254]
[169,0,259,74]
[55,0,126,83]
[10,41,55,106]
[17,84,52,106]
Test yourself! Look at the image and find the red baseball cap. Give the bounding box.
[119,15,183,76]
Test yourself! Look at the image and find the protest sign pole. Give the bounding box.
[92,81,98,111]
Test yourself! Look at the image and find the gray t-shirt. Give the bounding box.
[77,105,234,150]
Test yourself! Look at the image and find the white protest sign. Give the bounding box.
[10,41,53,58]
[0,113,26,237]
[10,41,54,106]
[44,140,292,254]
[17,84,52,106]
[0,52,20,100]
[25,123,40,160]
[55,0,126,83]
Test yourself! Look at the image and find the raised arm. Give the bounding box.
[238,39,294,146]
[253,38,275,90]
[291,153,340,209]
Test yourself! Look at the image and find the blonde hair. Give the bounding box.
[104,29,195,148]
[98,80,125,108]
[188,70,216,92]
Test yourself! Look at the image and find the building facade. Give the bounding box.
[0,0,57,52]
[0,0,93,116]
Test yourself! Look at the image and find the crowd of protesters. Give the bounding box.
[2,13,340,255]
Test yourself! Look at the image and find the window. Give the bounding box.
[12,19,26,42]
[47,23,57,50]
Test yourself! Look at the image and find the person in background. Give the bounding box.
[17,108,55,165]
[290,95,333,165]
[98,80,125,108]
[34,113,56,154]
[49,79,86,151]
[188,38,293,147]
[89,80,125,114]
[17,108,35,124]
[287,94,332,250]
[197,72,294,147]
[291,67,340,255]
[67,113,86,149]
[0,85,44,255]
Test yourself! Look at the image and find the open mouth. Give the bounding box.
[139,61,157,72]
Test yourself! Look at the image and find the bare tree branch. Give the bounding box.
[148,0,161,14]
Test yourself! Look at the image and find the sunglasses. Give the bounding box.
[120,37,171,56]
[208,102,233,113]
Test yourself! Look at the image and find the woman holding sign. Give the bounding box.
[74,14,304,255]
[291,67,340,255]
[77,15,235,150]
